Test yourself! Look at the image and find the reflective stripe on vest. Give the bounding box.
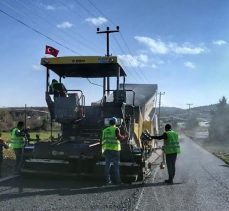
[102,126,121,152]
[10,128,24,149]
[164,130,180,154]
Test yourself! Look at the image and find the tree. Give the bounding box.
[209,96,229,142]
[0,110,14,131]
[218,96,227,110]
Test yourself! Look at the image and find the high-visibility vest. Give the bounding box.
[102,126,121,153]
[164,130,180,154]
[10,128,24,149]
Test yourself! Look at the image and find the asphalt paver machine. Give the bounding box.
[21,56,159,182]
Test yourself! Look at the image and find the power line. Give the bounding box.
[12,0,99,55]
[58,0,85,19]
[86,78,103,87]
[10,0,82,54]
[111,36,139,81]
[86,0,150,83]
[55,0,101,53]
[87,0,116,27]
[75,0,98,18]
[0,7,80,54]
[0,5,109,88]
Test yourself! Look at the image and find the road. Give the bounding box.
[0,135,229,211]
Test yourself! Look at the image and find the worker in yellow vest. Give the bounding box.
[102,117,128,185]
[10,121,26,173]
[151,124,180,184]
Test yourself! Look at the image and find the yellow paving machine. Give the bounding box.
[21,55,159,182]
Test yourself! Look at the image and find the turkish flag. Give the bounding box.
[45,45,59,57]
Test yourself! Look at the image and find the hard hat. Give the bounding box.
[110,117,117,125]
[111,117,117,122]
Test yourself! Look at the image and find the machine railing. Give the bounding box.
[67,89,85,117]
[104,89,135,106]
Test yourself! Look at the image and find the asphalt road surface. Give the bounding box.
[0,135,229,211]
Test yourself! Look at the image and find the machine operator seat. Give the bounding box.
[54,93,81,122]
[46,92,81,122]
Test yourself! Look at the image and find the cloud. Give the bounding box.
[157,60,165,64]
[118,54,158,69]
[85,17,107,26]
[32,65,43,70]
[135,36,168,54]
[184,62,195,69]
[45,5,56,10]
[151,64,157,69]
[169,43,205,54]
[56,21,73,29]
[135,36,206,55]
[118,54,141,68]
[138,54,148,63]
[212,40,227,46]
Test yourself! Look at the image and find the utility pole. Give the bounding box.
[97,26,120,95]
[187,103,193,120]
[97,26,119,57]
[24,104,27,129]
[158,92,165,133]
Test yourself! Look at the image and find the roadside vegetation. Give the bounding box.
[0,108,61,177]
[181,97,229,165]
[1,130,60,178]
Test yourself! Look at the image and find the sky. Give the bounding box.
[0,0,229,109]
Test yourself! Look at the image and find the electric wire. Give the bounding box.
[112,36,143,82]
[0,7,80,55]
[86,78,103,87]
[10,0,81,55]
[86,0,150,83]
[74,0,98,18]
[13,0,99,55]
[0,3,105,88]
[55,0,101,54]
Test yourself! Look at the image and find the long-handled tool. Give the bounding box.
[160,147,166,169]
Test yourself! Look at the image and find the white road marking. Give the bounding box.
[134,186,145,211]
[134,166,159,211]
[0,175,19,183]
[152,167,161,207]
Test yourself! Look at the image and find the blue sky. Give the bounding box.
[0,0,229,109]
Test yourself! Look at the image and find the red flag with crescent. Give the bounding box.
[45,45,59,57]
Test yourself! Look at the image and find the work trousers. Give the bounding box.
[14,148,23,172]
[166,153,177,181]
[104,150,121,184]
[0,158,2,177]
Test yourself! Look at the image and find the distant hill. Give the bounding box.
[0,104,220,125]
[158,104,218,120]
[158,107,184,116]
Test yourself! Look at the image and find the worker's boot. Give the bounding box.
[164,179,173,184]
